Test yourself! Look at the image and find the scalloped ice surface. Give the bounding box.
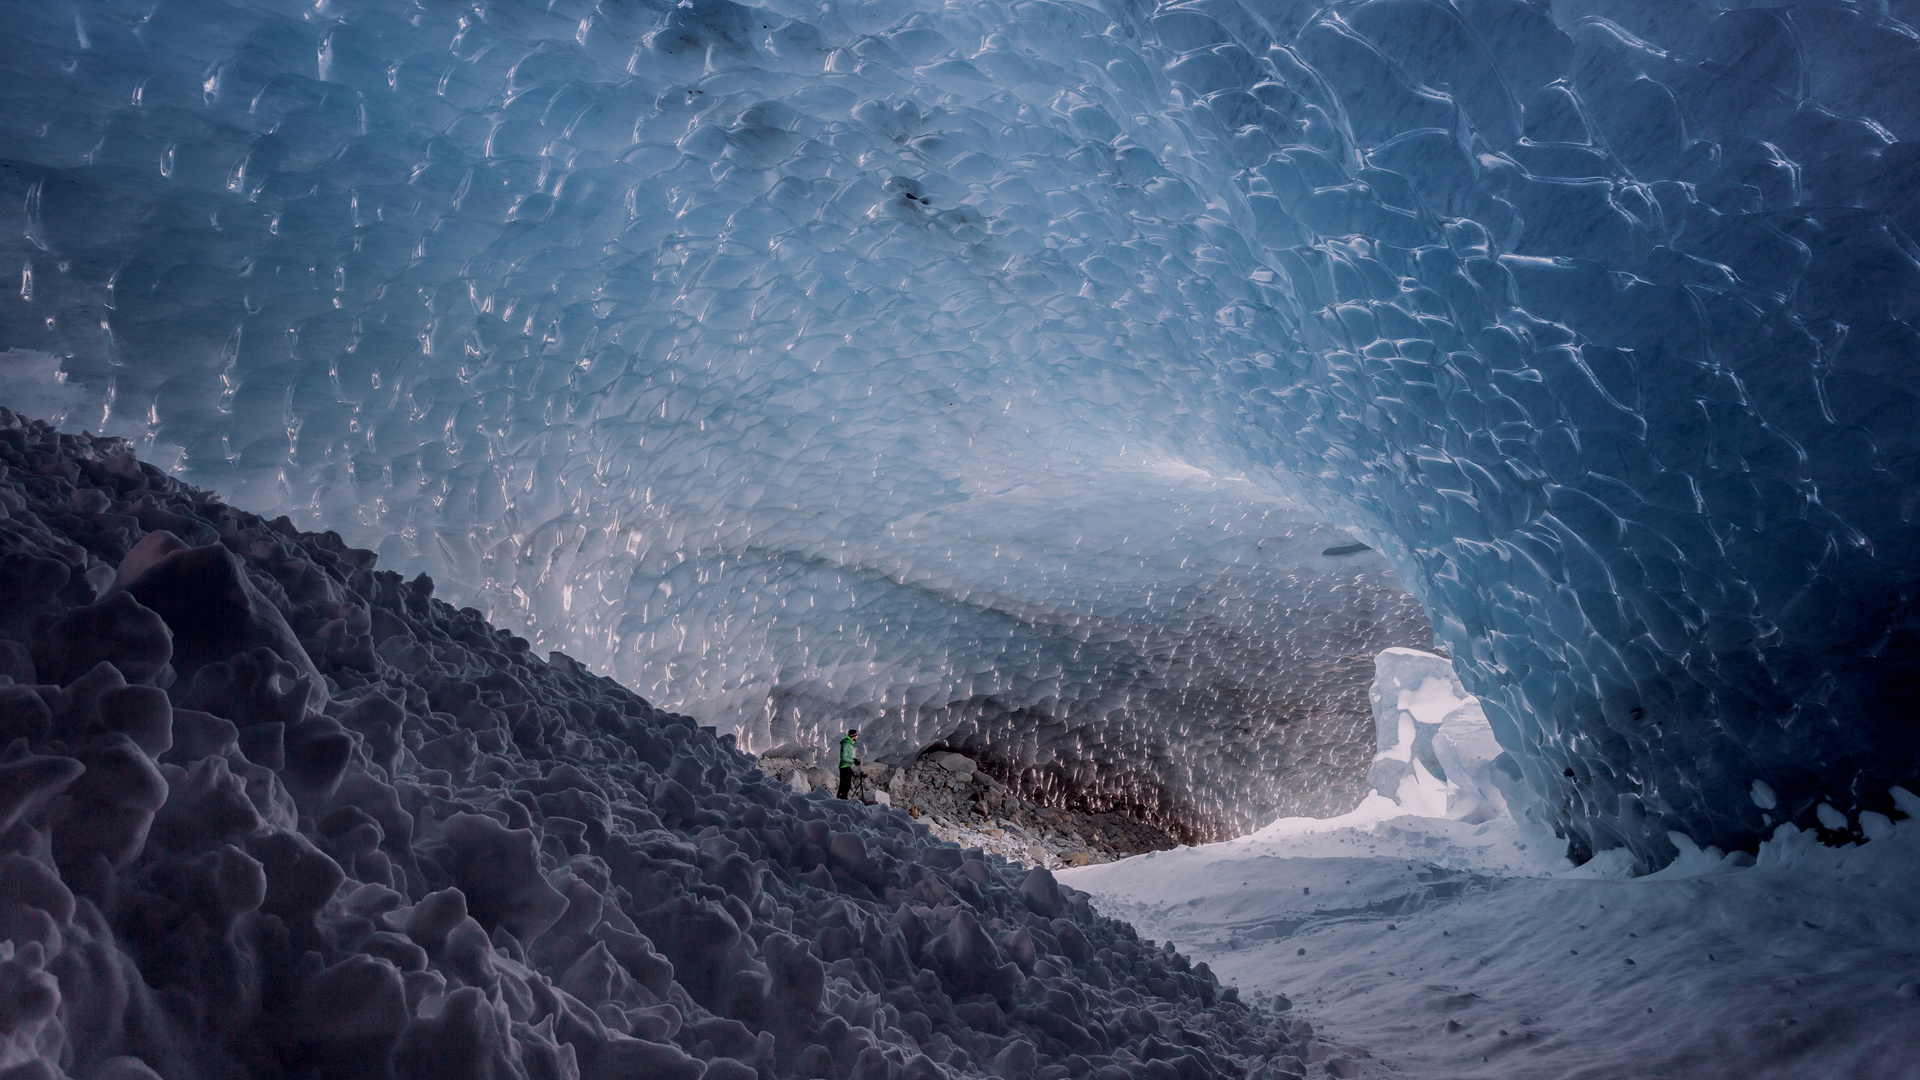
[1,0,1919,865]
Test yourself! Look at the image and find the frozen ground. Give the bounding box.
[1065,666,1920,1080]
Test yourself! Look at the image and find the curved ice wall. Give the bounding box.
[1,0,1916,861]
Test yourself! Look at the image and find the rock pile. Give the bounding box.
[756,752,1178,870]
[906,755,1181,871]
[0,407,1316,1080]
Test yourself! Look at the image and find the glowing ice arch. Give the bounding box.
[2,0,1916,862]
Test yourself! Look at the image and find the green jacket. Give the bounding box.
[839,735,858,769]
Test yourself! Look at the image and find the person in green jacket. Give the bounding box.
[836,729,860,799]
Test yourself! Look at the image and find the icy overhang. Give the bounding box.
[2,0,1917,863]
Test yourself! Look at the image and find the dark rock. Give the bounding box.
[236,722,286,771]
[291,955,410,1080]
[0,638,35,682]
[29,592,172,686]
[245,829,346,922]
[95,685,172,758]
[0,755,84,835]
[393,986,521,1080]
[162,709,238,763]
[124,544,319,689]
[630,894,743,1010]
[438,814,570,945]
[283,718,354,805]
[587,1035,705,1080]
[1022,868,1068,917]
[0,686,53,745]
[336,693,405,773]
[0,554,68,610]
[152,755,265,854]
[52,733,168,875]
[180,648,317,729]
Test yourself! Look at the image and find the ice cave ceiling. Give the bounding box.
[1,0,1918,859]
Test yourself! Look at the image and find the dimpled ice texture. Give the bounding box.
[1,0,1918,865]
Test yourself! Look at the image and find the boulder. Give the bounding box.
[123,544,321,693]
[933,752,977,776]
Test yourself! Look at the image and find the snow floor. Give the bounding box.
[1062,786,1920,1080]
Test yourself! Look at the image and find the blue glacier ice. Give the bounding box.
[2,0,1918,866]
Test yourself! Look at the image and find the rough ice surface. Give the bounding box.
[1363,647,1513,826]
[0,412,1311,1080]
[2,0,1919,862]
[0,0,1467,844]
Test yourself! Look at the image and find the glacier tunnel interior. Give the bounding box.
[4,0,1920,867]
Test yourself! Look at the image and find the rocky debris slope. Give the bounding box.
[0,0,1455,852]
[0,407,1316,1080]
[760,752,1178,871]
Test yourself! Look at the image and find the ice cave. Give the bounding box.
[0,0,1916,1078]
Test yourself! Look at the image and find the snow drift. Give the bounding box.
[1063,648,1920,1080]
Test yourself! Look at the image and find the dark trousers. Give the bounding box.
[837,766,854,799]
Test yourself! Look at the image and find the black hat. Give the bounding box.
[848,729,858,736]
